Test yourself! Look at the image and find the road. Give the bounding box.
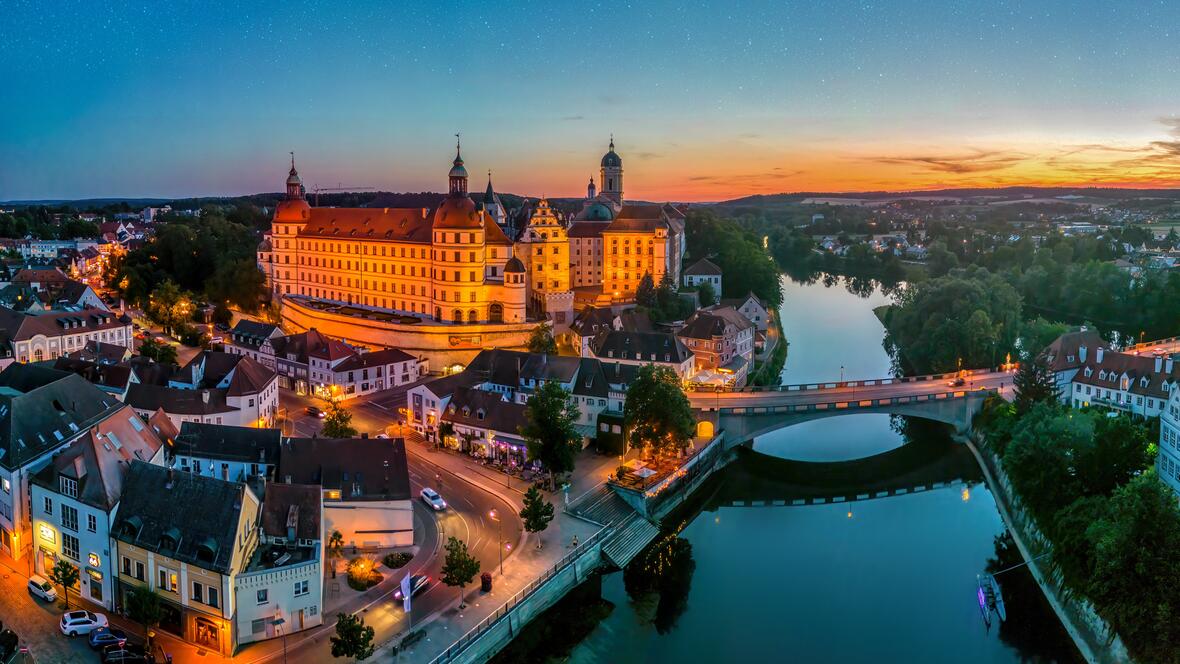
[269,389,522,663]
[689,368,1016,410]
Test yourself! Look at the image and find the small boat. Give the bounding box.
[976,576,992,628]
[977,573,1007,623]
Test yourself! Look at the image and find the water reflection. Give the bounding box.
[623,530,696,635]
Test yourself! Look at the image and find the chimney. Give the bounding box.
[1079,345,1087,363]
[286,505,299,543]
[72,456,86,479]
[1168,357,1176,375]
[1096,347,1105,364]
[201,390,210,404]
[1156,355,1164,373]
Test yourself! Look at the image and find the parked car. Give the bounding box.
[59,610,108,636]
[89,627,129,650]
[393,575,430,601]
[420,488,447,511]
[306,406,326,418]
[210,335,224,344]
[27,574,57,602]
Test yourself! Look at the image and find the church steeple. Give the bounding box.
[448,133,468,196]
[587,175,597,199]
[599,136,623,205]
[285,151,304,200]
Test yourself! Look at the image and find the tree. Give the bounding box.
[127,584,162,650]
[437,421,455,450]
[521,381,581,488]
[440,536,481,609]
[624,365,695,459]
[48,560,79,609]
[327,530,344,578]
[926,240,959,277]
[696,280,716,307]
[519,486,555,548]
[526,323,557,355]
[322,401,357,438]
[1012,353,1058,414]
[1002,404,1090,523]
[330,613,375,661]
[635,273,657,308]
[1076,415,1152,497]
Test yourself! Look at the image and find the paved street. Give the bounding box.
[0,560,94,663]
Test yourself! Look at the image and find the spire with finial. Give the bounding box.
[448,133,468,196]
[609,133,614,151]
[587,174,597,199]
[285,151,303,199]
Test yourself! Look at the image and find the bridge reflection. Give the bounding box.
[712,424,983,509]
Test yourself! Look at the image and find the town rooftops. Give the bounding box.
[604,205,669,233]
[1044,328,1108,372]
[260,482,321,541]
[278,436,410,502]
[125,383,237,415]
[175,422,282,467]
[331,348,416,373]
[112,461,254,574]
[30,406,164,511]
[0,363,122,471]
[591,330,692,364]
[66,340,131,365]
[443,386,527,434]
[0,306,129,343]
[52,357,133,392]
[683,258,722,276]
[229,320,280,347]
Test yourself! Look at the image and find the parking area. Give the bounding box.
[0,563,94,662]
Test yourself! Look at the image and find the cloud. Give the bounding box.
[686,170,803,184]
[635,151,661,160]
[1160,116,1180,137]
[864,149,1026,174]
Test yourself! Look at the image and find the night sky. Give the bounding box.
[3,0,1180,201]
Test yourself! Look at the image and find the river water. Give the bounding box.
[568,275,1082,664]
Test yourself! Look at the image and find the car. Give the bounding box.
[27,574,57,602]
[306,406,326,418]
[89,627,129,650]
[215,323,230,332]
[420,488,446,510]
[947,377,966,387]
[393,574,430,601]
[210,335,224,344]
[100,642,149,663]
[375,433,389,439]
[59,610,108,636]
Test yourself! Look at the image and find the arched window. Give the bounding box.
[467,310,478,323]
[453,309,463,323]
[33,348,43,362]
[434,307,442,321]
[488,303,503,323]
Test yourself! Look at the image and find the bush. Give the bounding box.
[382,552,413,569]
[346,558,383,591]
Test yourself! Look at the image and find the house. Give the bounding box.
[678,306,755,387]
[29,406,167,609]
[172,422,281,482]
[325,348,426,400]
[1066,348,1179,418]
[277,437,412,548]
[682,258,723,294]
[0,270,105,312]
[568,306,652,357]
[66,340,132,365]
[719,293,771,333]
[586,329,694,380]
[224,320,282,365]
[51,357,134,398]
[440,386,529,461]
[0,364,124,563]
[235,483,323,645]
[0,306,132,368]
[111,462,260,656]
[123,351,279,430]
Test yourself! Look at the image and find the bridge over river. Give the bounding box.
[688,368,1014,442]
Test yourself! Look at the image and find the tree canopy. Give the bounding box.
[526,323,557,355]
[330,613,375,661]
[624,365,695,457]
[521,381,581,484]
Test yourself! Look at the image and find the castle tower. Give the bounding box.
[587,175,597,199]
[600,136,623,206]
[501,256,527,323]
[431,138,489,324]
[269,153,311,297]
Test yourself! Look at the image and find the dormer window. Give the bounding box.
[60,477,78,498]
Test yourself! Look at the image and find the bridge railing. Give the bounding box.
[688,368,1006,395]
[425,527,609,664]
[709,388,998,415]
[1128,335,1180,352]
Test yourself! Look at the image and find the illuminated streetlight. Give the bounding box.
[489,509,504,575]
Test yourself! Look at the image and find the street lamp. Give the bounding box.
[489,509,503,575]
[270,617,287,664]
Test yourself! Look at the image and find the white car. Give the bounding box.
[420,488,447,511]
[59,610,108,636]
[27,574,57,602]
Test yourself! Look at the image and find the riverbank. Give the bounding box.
[960,433,1126,664]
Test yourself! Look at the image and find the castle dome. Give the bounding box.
[274,198,310,222]
[504,256,526,273]
[433,195,481,229]
[600,137,622,168]
[585,202,613,221]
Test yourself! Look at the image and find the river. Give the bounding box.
[567,275,1082,664]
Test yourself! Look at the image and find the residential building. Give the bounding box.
[123,351,279,429]
[277,437,412,548]
[719,293,771,333]
[29,406,167,609]
[111,462,260,656]
[440,386,529,461]
[678,306,755,387]
[235,483,323,646]
[682,258,722,293]
[0,364,124,563]
[325,347,426,400]
[0,306,132,368]
[172,422,281,482]
[224,321,282,365]
[586,329,694,380]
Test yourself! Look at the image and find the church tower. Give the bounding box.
[587,175,597,200]
[600,136,623,206]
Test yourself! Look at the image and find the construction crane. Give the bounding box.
[312,183,375,206]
